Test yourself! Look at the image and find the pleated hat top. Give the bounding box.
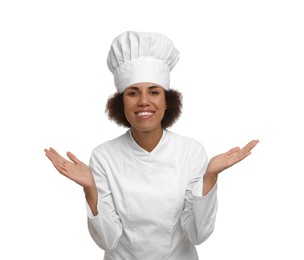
[107,31,180,93]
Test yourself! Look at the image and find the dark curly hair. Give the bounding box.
[106,89,183,129]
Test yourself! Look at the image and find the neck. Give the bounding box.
[131,127,163,152]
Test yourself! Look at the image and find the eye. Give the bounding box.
[127,91,138,96]
[150,91,160,95]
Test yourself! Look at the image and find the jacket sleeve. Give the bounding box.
[180,143,218,245]
[85,148,123,251]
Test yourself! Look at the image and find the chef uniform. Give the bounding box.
[86,31,218,260]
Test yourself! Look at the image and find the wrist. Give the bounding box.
[83,184,97,197]
[204,171,218,183]
[83,185,98,216]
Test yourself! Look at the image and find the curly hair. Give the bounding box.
[106,89,183,129]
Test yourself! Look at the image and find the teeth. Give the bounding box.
[137,112,153,116]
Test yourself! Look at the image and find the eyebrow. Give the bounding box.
[127,85,161,90]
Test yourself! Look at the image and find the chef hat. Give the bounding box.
[107,31,180,93]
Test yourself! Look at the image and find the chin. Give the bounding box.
[131,123,162,134]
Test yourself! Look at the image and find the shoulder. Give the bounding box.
[164,130,207,161]
[165,130,208,169]
[166,130,205,150]
[92,131,129,156]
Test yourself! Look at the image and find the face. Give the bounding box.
[123,82,167,134]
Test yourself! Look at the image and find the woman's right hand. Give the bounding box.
[44,148,95,189]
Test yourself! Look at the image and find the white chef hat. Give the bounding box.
[107,31,179,93]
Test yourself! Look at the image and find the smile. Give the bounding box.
[135,111,154,118]
[136,112,154,116]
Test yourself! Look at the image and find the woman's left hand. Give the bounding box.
[206,139,259,177]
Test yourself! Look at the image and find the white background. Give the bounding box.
[1,0,303,259]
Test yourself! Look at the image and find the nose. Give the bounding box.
[138,92,150,106]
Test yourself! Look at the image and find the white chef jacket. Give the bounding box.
[86,129,218,260]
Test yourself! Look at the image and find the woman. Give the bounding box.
[44,31,258,260]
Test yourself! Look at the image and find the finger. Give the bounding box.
[241,140,259,153]
[44,149,52,160]
[237,151,252,161]
[49,147,65,158]
[226,147,240,155]
[44,148,58,162]
[67,151,82,164]
[46,148,69,166]
[52,160,69,175]
[236,140,259,161]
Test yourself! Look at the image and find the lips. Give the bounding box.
[136,111,154,116]
[135,111,154,119]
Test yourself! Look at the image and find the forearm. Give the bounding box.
[202,172,218,196]
[84,185,98,216]
[181,182,218,245]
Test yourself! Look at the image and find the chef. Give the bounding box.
[45,31,259,260]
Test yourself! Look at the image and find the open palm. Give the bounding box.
[44,148,94,188]
[206,139,259,176]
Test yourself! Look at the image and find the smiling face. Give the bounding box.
[123,82,167,135]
